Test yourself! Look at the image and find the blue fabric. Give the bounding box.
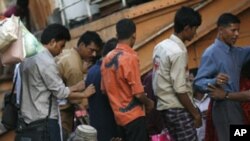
[194,39,250,93]
[86,60,118,141]
[194,39,250,141]
[47,119,61,141]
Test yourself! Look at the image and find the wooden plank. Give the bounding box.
[69,0,190,40]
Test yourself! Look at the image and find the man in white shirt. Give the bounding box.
[152,7,202,141]
[16,24,95,141]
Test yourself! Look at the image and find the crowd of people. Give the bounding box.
[1,3,250,141]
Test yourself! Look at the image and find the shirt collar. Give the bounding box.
[169,34,187,51]
[215,38,231,53]
[116,43,136,55]
[71,48,82,60]
[43,47,54,59]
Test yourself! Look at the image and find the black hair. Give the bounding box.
[174,6,201,33]
[77,31,103,49]
[116,18,136,40]
[217,13,240,27]
[41,24,71,44]
[102,38,118,57]
[16,0,30,30]
[17,0,29,8]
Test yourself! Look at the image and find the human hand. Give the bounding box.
[74,80,86,91]
[193,111,202,128]
[83,84,96,98]
[208,84,226,100]
[145,99,154,114]
[216,73,229,85]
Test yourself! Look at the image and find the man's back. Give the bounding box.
[21,49,69,124]
[152,35,193,110]
[101,43,145,126]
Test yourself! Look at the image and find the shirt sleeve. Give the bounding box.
[170,52,189,94]
[38,62,70,99]
[123,55,144,95]
[194,55,217,93]
[57,58,84,86]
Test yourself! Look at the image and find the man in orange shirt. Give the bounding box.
[101,18,154,141]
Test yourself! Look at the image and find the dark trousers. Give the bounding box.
[15,119,61,141]
[47,119,61,141]
[118,116,149,141]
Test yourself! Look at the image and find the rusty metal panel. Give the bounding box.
[136,0,250,74]
[189,7,250,69]
[67,0,202,74]
[69,0,197,41]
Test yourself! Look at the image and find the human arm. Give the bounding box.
[208,84,250,101]
[68,83,95,100]
[68,80,95,99]
[68,83,96,105]
[176,94,201,127]
[134,92,154,114]
[39,60,94,100]
[125,56,154,113]
[57,56,91,105]
[194,55,228,93]
[171,53,201,127]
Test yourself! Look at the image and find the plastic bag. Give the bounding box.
[150,129,174,141]
[20,22,44,57]
[1,26,24,65]
[0,15,19,52]
[0,16,44,65]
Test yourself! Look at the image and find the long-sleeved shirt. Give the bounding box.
[56,48,88,107]
[194,38,250,141]
[194,39,250,93]
[152,34,194,110]
[56,48,86,86]
[21,48,70,124]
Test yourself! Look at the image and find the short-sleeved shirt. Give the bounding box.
[21,48,70,124]
[101,43,145,126]
[152,34,194,110]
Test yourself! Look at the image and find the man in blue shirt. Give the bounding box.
[86,38,119,141]
[194,13,250,141]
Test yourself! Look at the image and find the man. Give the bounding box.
[101,19,154,141]
[16,24,95,141]
[152,7,202,141]
[56,31,103,137]
[194,13,250,141]
[86,38,119,141]
[57,31,103,87]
